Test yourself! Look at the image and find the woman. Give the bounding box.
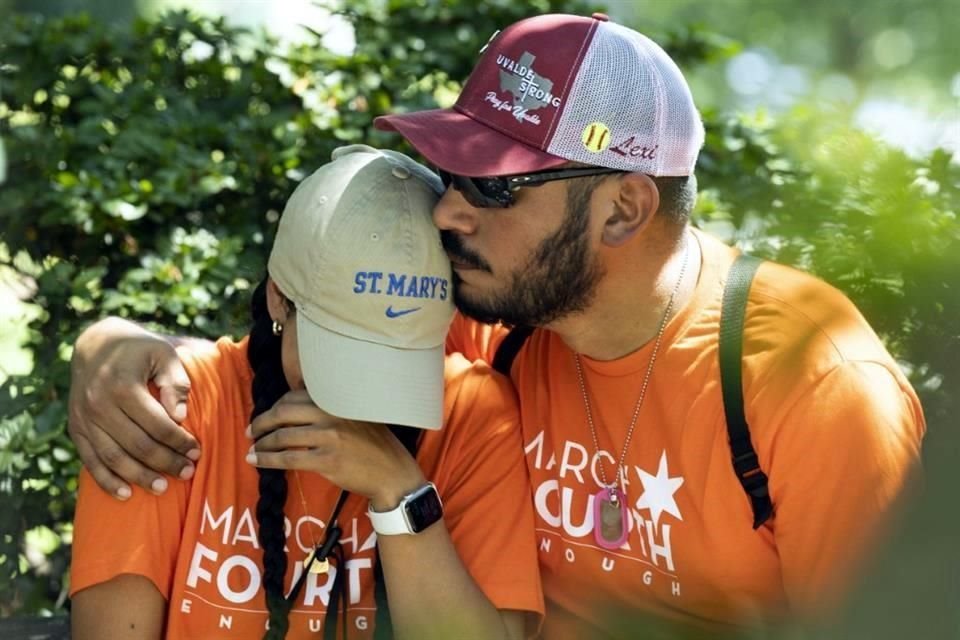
[69,145,542,639]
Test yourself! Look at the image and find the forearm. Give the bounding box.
[249,412,527,638]
[76,316,209,353]
[71,575,165,640]
[377,522,515,640]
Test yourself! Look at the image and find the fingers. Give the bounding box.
[69,375,174,497]
[279,389,313,405]
[77,413,181,497]
[245,408,417,499]
[249,395,334,440]
[151,349,199,455]
[253,425,337,453]
[105,385,197,478]
[247,447,329,472]
[69,426,134,500]
[68,320,201,494]
[111,381,195,470]
[156,371,190,424]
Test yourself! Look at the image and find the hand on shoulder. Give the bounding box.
[69,316,200,499]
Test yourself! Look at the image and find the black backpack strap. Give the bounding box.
[492,325,534,377]
[720,254,773,530]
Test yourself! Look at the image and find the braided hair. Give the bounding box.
[247,279,293,639]
[246,277,423,639]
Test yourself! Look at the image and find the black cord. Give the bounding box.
[286,490,350,639]
[322,543,348,640]
[288,425,421,638]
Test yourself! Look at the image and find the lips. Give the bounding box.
[441,231,489,272]
[447,253,478,270]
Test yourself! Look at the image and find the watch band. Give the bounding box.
[368,482,443,536]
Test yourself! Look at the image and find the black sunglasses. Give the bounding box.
[437,166,625,209]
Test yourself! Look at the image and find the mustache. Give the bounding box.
[440,231,492,272]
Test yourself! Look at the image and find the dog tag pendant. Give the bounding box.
[306,550,329,575]
[593,486,629,549]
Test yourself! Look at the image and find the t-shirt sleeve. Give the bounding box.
[69,467,192,599]
[766,360,924,613]
[69,345,218,599]
[437,363,544,631]
[444,311,509,364]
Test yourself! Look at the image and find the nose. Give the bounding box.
[433,187,481,235]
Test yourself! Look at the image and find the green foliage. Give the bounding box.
[621,0,958,109]
[0,9,331,614]
[0,0,602,616]
[0,0,957,620]
[696,108,960,427]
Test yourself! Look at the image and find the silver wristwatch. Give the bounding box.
[367,482,444,535]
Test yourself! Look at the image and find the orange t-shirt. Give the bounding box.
[446,228,924,637]
[70,339,543,639]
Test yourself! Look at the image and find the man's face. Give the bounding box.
[433,176,605,327]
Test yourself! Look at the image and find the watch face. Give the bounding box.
[404,485,443,533]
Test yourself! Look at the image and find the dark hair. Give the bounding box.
[247,279,293,639]
[652,174,697,228]
[564,171,697,230]
[246,277,421,639]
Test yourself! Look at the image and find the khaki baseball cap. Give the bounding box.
[267,145,453,429]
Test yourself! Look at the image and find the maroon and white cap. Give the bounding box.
[375,13,704,177]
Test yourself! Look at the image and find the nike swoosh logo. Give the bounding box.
[385,306,421,318]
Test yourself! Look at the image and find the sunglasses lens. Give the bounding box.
[473,178,512,206]
[463,177,512,208]
[436,170,513,208]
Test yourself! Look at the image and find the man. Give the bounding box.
[69,13,923,637]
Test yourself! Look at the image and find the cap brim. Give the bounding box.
[296,312,444,430]
[375,108,568,177]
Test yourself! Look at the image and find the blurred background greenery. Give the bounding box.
[0,0,957,637]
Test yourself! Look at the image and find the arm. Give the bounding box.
[69,346,201,639]
[69,316,205,497]
[400,360,542,638]
[71,574,165,640]
[765,361,924,614]
[249,391,532,640]
[374,514,526,640]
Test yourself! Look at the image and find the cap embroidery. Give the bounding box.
[385,305,421,318]
[609,135,659,160]
[353,271,449,300]
[483,51,562,125]
[582,122,612,153]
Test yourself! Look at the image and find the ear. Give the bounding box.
[265,278,291,323]
[600,173,659,248]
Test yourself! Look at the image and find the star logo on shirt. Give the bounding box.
[634,451,685,528]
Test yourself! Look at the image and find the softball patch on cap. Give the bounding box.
[582,122,611,153]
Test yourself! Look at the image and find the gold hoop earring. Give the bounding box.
[272,321,283,336]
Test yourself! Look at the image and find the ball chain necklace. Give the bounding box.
[574,238,690,550]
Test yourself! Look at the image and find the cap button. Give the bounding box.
[392,166,411,179]
[591,12,610,22]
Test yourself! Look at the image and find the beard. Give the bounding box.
[442,187,605,328]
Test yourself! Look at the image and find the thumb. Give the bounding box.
[154,351,191,423]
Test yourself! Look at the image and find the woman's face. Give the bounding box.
[266,277,306,392]
[279,310,305,392]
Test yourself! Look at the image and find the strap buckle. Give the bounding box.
[732,450,770,497]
